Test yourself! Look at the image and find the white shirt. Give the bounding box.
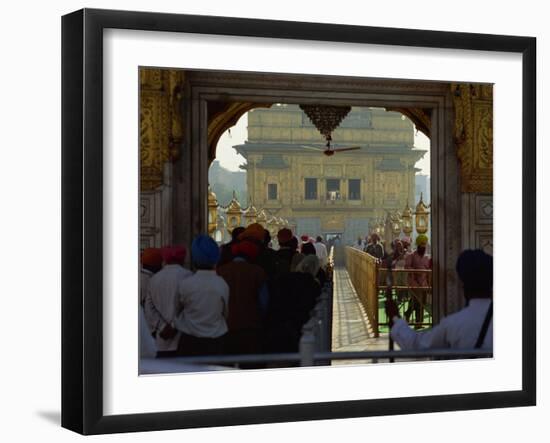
[314,242,328,267]
[144,264,193,351]
[139,307,156,358]
[391,298,493,350]
[140,268,154,306]
[174,270,230,339]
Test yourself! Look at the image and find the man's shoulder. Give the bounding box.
[177,271,199,288]
[149,267,168,284]
[212,273,230,294]
[176,267,193,277]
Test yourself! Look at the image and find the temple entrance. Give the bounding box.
[139,67,493,370]
[180,70,458,324]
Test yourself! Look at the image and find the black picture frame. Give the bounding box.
[61,8,536,435]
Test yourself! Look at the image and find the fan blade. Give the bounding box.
[332,146,361,152]
[300,145,325,151]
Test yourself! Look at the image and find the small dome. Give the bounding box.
[226,191,242,214]
[208,186,218,205]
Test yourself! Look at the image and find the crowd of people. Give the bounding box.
[139,226,493,363]
[355,233,493,352]
[139,224,331,366]
[353,232,432,326]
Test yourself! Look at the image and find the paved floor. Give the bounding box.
[331,266,390,365]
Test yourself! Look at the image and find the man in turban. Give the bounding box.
[173,235,229,356]
[401,236,412,254]
[144,245,192,357]
[217,239,268,362]
[277,227,293,245]
[314,236,328,269]
[218,226,246,266]
[366,233,384,259]
[403,234,431,327]
[255,228,277,278]
[139,248,163,356]
[264,254,322,362]
[140,248,163,307]
[386,249,493,351]
[238,223,266,243]
[272,229,297,275]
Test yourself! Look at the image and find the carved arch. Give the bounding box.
[385,107,432,137]
[207,102,272,164]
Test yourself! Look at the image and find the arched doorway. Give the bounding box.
[180,70,455,322]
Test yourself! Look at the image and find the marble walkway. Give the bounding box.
[331,266,390,365]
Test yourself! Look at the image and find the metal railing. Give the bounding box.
[299,281,333,366]
[345,247,380,336]
[345,246,433,334]
[377,268,433,329]
[140,348,493,374]
[140,279,491,373]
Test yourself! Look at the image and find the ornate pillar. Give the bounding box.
[452,84,494,255]
[139,68,185,248]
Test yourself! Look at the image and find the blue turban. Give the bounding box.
[191,234,220,266]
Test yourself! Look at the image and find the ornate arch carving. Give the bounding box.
[207,102,272,164]
[385,107,432,138]
[452,83,493,193]
[139,68,185,191]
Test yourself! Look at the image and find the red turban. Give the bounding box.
[277,228,293,244]
[141,248,163,268]
[231,240,260,260]
[300,234,309,242]
[162,245,187,264]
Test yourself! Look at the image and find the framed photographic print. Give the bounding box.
[62,8,536,435]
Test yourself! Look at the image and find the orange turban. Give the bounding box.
[238,223,265,242]
[141,248,163,268]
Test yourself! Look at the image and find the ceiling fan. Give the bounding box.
[299,104,362,156]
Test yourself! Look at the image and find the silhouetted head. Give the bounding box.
[301,242,316,256]
[277,228,293,245]
[456,249,493,299]
[231,226,246,242]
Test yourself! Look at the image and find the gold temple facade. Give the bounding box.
[233,105,426,244]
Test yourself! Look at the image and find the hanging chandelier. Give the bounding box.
[299,104,352,141]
